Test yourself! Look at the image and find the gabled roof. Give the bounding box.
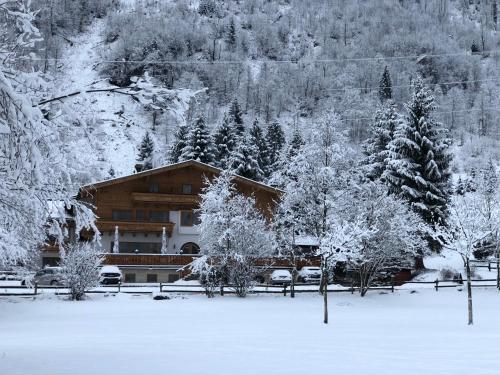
[79,159,283,195]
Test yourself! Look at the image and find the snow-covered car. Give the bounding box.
[99,266,122,285]
[270,269,292,285]
[22,267,63,286]
[297,266,322,283]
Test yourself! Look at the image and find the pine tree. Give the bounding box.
[136,131,155,172]
[228,98,244,136]
[226,18,237,50]
[181,116,215,164]
[229,136,263,181]
[266,121,286,172]
[287,127,305,159]
[248,119,269,176]
[378,66,392,102]
[383,77,452,226]
[362,101,401,181]
[213,114,236,169]
[169,125,189,163]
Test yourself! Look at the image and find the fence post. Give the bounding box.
[118,282,121,293]
[220,284,224,296]
[435,279,439,292]
[488,261,491,272]
[34,282,38,296]
[391,277,394,293]
[350,281,354,294]
[283,284,287,297]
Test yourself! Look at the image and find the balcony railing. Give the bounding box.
[131,192,199,205]
[96,220,174,235]
[103,253,199,267]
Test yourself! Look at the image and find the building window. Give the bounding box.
[182,184,192,194]
[150,211,169,222]
[136,210,145,222]
[112,242,162,254]
[125,273,136,283]
[149,183,159,193]
[168,274,179,283]
[180,242,200,255]
[147,274,158,283]
[112,210,132,221]
[180,210,193,226]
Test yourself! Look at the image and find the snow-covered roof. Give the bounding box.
[294,235,320,247]
[79,159,283,196]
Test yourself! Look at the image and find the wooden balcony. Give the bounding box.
[103,253,199,267]
[131,192,199,205]
[96,220,174,235]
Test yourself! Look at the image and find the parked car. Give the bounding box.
[297,266,322,284]
[270,269,292,285]
[22,267,63,286]
[99,266,122,285]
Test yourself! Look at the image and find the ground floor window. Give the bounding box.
[124,273,136,283]
[180,242,200,255]
[168,274,179,283]
[147,274,158,283]
[42,257,60,267]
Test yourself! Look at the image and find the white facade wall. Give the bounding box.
[99,210,200,254]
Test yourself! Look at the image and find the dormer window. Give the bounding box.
[182,184,192,194]
[149,183,159,193]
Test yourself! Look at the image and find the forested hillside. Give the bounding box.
[20,0,499,181]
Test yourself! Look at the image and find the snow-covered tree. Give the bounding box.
[266,121,286,173]
[378,66,392,102]
[228,99,244,136]
[213,114,236,169]
[197,171,275,297]
[248,119,269,177]
[229,137,263,181]
[136,131,154,172]
[169,125,189,163]
[286,127,304,159]
[383,77,453,230]
[181,116,215,164]
[444,192,499,325]
[362,102,400,181]
[59,242,103,301]
[0,2,97,269]
[112,226,119,254]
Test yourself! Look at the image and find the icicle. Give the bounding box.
[112,226,119,254]
[161,227,168,254]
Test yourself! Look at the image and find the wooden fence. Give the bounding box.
[1,278,498,297]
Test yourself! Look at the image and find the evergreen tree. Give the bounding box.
[213,113,236,169]
[136,131,155,172]
[362,101,401,181]
[378,66,392,102]
[169,125,189,163]
[228,98,244,136]
[248,119,270,176]
[229,136,263,181]
[266,121,286,172]
[287,127,305,158]
[383,77,452,226]
[455,176,466,195]
[181,116,215,164]
[226,18,237,50]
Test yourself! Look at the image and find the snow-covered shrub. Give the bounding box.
[59,243,103,301]
[439,267,458,280]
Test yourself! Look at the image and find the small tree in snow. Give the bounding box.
[136,131,155,172]
[445,192,498,325]
[161,227,168,254]
[197,171,275,297]
[59,242,103,301]
[112,226,119,253]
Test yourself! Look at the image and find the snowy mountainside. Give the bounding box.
[45,17,200,183]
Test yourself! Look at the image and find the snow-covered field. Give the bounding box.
[1,288,499,375]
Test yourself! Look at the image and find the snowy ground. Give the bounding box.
[1,288,499,375]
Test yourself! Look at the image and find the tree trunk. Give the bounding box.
[290,267,296,298]
[323,270,328,324]
[466,258,473,325]
[496,256,499,290]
